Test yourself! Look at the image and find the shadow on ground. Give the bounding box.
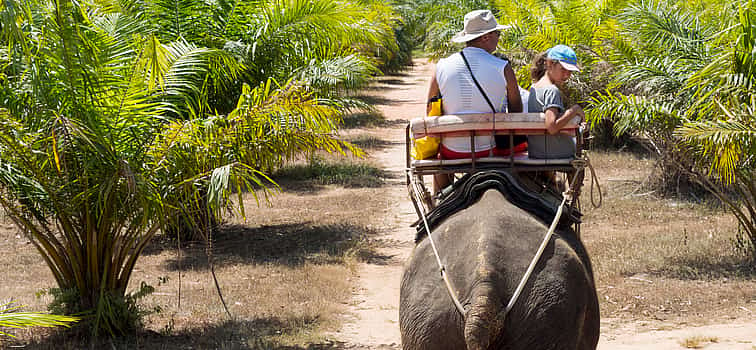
[156,222,391,270]
[8,317,400,349]
[354,94,401,106]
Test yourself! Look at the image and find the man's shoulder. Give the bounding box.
[470,49,509,67]
[438,52,461,63]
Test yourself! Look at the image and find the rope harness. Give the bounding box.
[409,179,467,315]
[407,153,600,320]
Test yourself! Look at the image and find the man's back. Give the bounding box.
[435,47,512,154]
[436,47,511,115]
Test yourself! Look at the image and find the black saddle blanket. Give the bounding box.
[415,170,581,243]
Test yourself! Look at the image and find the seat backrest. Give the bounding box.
[409,113,580,138]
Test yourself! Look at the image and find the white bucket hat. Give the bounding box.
[451,10,510,43]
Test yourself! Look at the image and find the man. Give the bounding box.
[427,9,524,193]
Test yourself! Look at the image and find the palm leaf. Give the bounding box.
[618,0,712,57]
[676,99,756,182]
[0,301,78,337]
[588,89,682,136]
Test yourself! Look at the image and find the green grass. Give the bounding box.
[346,134,392,149]
[340,111,387,128]
[273,157,386,188]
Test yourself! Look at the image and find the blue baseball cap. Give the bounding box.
[547,45,580,71]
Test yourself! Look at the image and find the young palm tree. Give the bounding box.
[676,1,756,254]
[0,0,361,337]
[588,0,756,256]
[139,0,398,114]
[587,0,716,186]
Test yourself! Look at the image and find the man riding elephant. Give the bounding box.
[426,9,525,194]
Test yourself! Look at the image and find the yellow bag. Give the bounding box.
[411,135,440,160]
[411,96,442,160]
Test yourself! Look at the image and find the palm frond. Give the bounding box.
[615,56,689,94]
[146,0,216,41]
[293,53,378,94]
[688,2,756,115]
[0,301,78,337]
[0,0,31,57]
[588,89,682,136]
[618,0,713,57]
[676,99,756,182]
[160,39,244,118]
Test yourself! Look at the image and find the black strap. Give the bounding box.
[459,50,496,114]
[460,50,499,157]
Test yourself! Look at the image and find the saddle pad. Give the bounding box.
[414,170,581,242]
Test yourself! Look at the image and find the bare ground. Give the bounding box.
[327,59,756,349]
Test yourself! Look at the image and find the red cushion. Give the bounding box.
[439,142,528,159]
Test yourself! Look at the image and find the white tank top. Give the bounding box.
[435,47,510,153]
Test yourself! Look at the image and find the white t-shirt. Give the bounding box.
[435,47,511,153]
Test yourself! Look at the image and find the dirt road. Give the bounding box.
[328,60,756,350]
[326,61,429,349]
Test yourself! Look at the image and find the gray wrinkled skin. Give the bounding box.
[400,189,599,350]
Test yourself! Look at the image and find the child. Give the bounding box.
[527,44,585,159]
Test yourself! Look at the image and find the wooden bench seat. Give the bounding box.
[405,112,585,216]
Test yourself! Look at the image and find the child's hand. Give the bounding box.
[569,105,585,121]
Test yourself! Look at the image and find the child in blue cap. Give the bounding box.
[527,44,585,159]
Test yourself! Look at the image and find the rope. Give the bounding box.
[504,153,598,314]
[585,152,602,208]
[571,153,602,208]
[409,177,467,317]
[505,187,571,314]
[407,153,599,319]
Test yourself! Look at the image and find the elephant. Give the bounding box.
[400,172,599,350]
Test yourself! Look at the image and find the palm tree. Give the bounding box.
[137,0,399,114]
[676,1,756,255]
[587,0,717,189]
[130,0,393,239]
[587,0,756,256]
[0,0,362,337]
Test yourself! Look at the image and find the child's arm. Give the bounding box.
[544,104,584,135]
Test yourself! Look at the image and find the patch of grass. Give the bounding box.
[341,111,387,128]
[679,335,719,348]
[273,156,386,188]
[346,134,392,150]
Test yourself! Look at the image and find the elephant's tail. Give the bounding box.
[463,280,504,350]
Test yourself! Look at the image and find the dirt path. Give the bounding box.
[328,60,756,350]
[326,61,431,349]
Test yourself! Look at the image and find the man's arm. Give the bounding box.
[426,66,440,115]
[503,64,523,113]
